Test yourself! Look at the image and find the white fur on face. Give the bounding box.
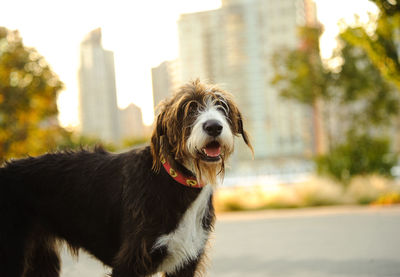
[186,97,234,160]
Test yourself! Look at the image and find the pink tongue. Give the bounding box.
[204,146,221,157]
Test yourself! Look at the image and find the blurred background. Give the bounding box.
[1,0,400,276]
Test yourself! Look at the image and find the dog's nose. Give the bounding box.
[203,120,223,137]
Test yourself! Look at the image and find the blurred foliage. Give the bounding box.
[331,35,399,127]
[315,132,397,184]
[271,14,400,183]
[372,192,400,205]
[57,134,151,153]
[341,0,400,90]
[315,7,400,183]
[214,174,400,212]
[271,25,329,155]
[122,136,149,149]
[271,25,330,104]
[0,27,65,162]
[57,132,118,152]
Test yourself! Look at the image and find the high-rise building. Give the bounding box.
[178,0,317,171]
[78,28,120,144]
[151,60,181,114]
[119,103,145,139]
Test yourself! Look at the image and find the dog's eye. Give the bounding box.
[217,106,227,116]
[185,102,198,116]
[216,101,229,116]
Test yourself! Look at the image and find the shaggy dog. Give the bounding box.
[0,80,252,277]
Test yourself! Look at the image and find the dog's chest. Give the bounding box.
[153,185,213,274]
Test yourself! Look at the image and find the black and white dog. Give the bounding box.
[0,80,252,277]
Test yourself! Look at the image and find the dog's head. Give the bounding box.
[151,80,253,185]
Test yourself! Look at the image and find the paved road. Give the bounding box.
[60,205,400,277]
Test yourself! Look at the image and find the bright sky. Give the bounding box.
[1,0,377,128]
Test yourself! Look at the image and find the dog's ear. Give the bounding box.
[237,112,254,158]
[151,105,167,172]
[224,93,254,158]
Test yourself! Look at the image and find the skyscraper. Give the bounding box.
[78,28,120,144]
[178,0,317,170]
[151,60,181,114]
[119,103,145,139]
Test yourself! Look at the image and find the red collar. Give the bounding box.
[161,157,205,188]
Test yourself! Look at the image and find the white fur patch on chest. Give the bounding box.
[153,185,213,274]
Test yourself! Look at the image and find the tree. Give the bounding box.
[315,31,400,184]
[271,25,331,154]
[0,27,64,161]
[271,21,400,183]
[341,0,400,90]
[331,33,399,129]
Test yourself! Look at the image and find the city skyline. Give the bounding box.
[176,0,317,169]
[79,28,148,143]
[0,0,378,128]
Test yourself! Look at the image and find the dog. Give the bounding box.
[0,80,252,277]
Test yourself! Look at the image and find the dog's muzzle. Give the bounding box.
[198,120,223,162]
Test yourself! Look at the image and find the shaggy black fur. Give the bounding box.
[0,146,214,277]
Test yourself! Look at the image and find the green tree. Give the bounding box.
[331,34,399,128]
[271,25,331,155]
[271,21,399,183]
[341,0,400,90]
[315,31,400,183]
[0,27,64,161]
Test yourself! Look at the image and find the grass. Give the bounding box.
[214,175,400,213]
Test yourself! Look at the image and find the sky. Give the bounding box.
[0,0,378,128]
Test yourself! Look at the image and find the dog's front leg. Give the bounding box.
[163,255,205,277]
[111,268,146,277]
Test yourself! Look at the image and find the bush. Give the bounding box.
[214,177,344,212]
[315,134,397,184]
[214,175,400,212]
[373,192,400,205]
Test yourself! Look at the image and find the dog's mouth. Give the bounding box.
[199,141,222,162]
